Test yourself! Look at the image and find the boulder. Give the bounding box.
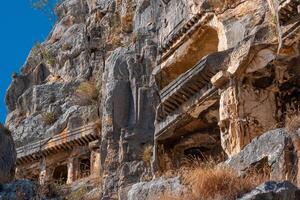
[0,124,16,184]
[0,180,37,200]
[225,129,297,181]
[238,181,300,200]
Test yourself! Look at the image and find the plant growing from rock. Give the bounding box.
[42,48,55,66]
[30,0,61,21]
[142,145,153,167]
[32,41,42,54]
[121,0,135,33]
[66,186,89,200]
[106,13,123,50]
[74,81,99,106]
[42,112,58,125]
[37,180,68,199]
[158,159,269,200]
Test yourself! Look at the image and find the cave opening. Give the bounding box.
[79,158,91,179]
[184,146,211,161]
[53,165,68,184]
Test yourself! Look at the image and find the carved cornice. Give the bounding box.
[16,123,100,165]
[158,12,214,64]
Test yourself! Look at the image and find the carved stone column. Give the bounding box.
[89,140,101,178]
[67,157,79,184]
[39,157,47,185]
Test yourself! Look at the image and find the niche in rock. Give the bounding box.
[53,165,68,184]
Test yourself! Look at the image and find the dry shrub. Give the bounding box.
[121,12,134,33]
[94,118,102,130]
[38,180,68,199]
[158,159,269,200]
[142,145,153,167]
[106,13,123,50]
[42,112,58,125]
[67,186,88,200]
[286,115,300,133]
[158,193,188,200]
[181,152,227,170]
[42,48,55,66]
[120,0,134,33]
[184,166,264,200]
[74,81,99,105]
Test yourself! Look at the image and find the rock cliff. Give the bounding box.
[4,0,300,199]
[0,124,16,184]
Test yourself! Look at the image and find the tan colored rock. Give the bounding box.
[211,70,230,87]
[219,82,277,156]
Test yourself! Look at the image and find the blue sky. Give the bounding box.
[0,1,54,123]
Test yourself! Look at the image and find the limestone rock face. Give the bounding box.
[238,181,300,200]
[225,129,297,181]
[127,177,185,200]
[5,0,101,148]
[0,124,16,184]
[5,0,300,198]
[6,0,159,198]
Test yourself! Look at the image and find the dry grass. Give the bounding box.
[37,180,68,199]
[106,13,123,50]
[286,115,300,133]
[121,12,134,33]
[159,193,188,200]
[74,81,99,105]
[94,118,102,130]
[185,167,264,200]
[42,112,58,125]
[42,48,55,66]
[158,159,269,200]
[120,0,134,33]
[67,186,88,200]
[142,145,153,167]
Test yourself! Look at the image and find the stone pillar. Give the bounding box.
[151,140,159,176]
[67,157,79,184]
[91,149,101,178]
[89,140,101,178]
[39,157,47,185]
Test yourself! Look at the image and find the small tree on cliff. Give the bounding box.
[29,0,61,21]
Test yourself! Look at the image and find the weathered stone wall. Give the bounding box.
[5,0,300,199]
[0,124,16,184]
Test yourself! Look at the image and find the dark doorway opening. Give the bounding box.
[79,158,91,178]
[184,146,211,161]
[53,165,68,184]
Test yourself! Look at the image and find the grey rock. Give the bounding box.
[225,129,297,181]
[0,124,16,184]
[0,180,37,200]
[5,1,289,200]
[238,181,300,200]
[127,177,184,200]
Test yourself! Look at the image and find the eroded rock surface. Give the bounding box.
[0,180,37,200]
[225,129,297,181]
[5,0,300,199]
[239,181,300,200]
[127,177,185,200]
[0,124,16,184]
